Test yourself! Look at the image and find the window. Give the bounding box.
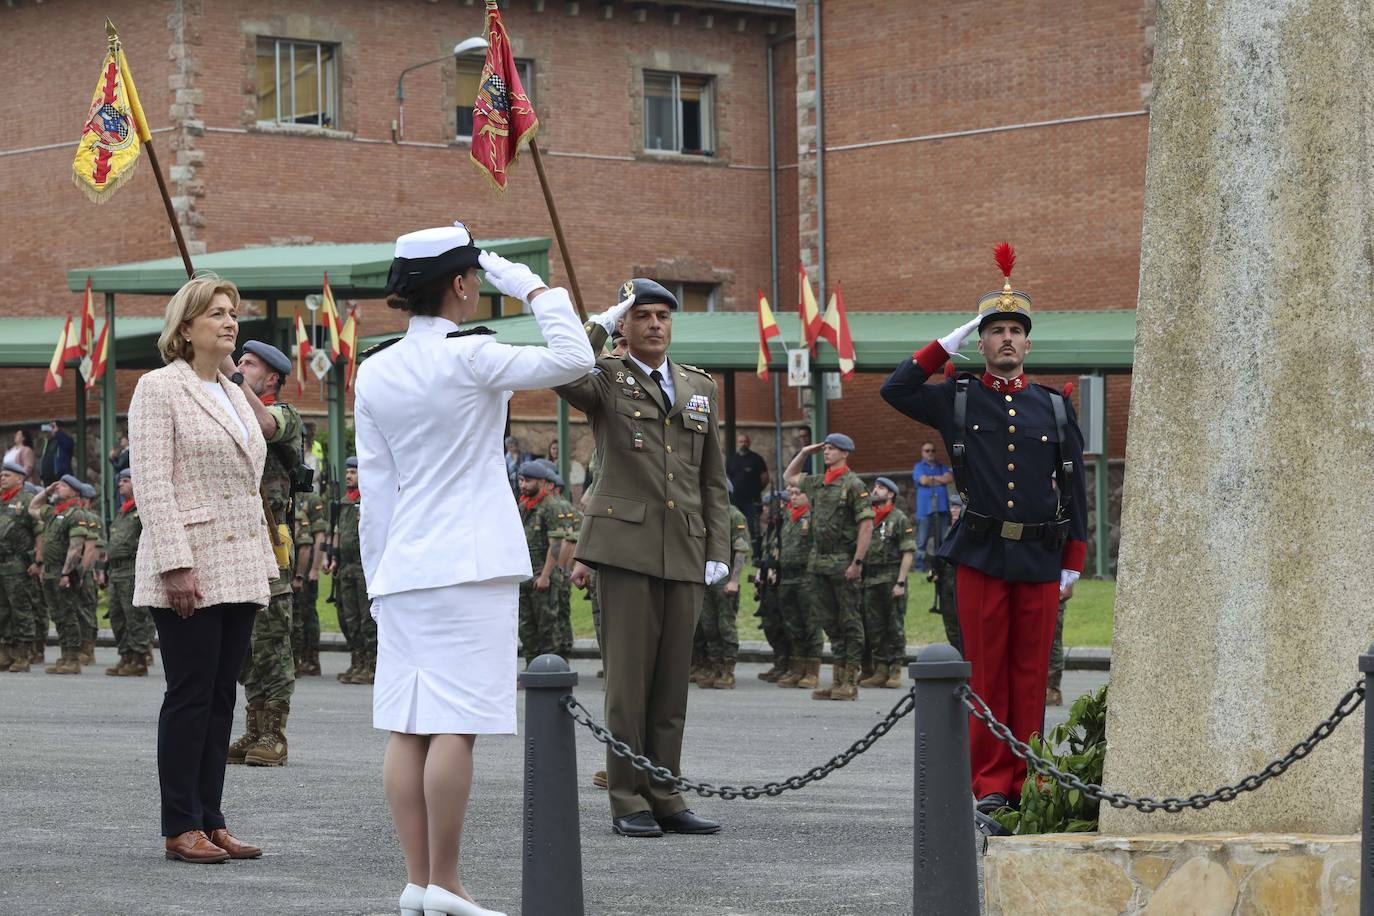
[660,282,717,313]
[475,293,527,321]
[643,72,714,155]
[456,58,534,140]
[256,38,339,127]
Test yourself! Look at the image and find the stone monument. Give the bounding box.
[985,1,1369,910]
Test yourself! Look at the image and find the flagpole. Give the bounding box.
[145,143,194,278]
[527,139,588,323]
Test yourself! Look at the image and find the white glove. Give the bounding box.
[478,250,546,303]
[1059,569,1080,593]
[705,561,729,586]
[588,294,635,333]
[938,315,983,357]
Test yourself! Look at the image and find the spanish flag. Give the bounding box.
[73,23,151,203]
[339,306,359,391]
[798,262,822,354]
[818,283,857,380]
[756,290,780,379]
[293,308,311,396]
[320,273,342,362]
[78,276,97,356]
[86,320,110,389]
[45,315,78,393]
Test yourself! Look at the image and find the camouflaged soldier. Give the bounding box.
[784,433,874,701]
[0,460,40,672]
[551,485,580,658]
[330,457,375,685]
[103,468,152,676]
[774,484,817,688]
[1047,592,1070,706]
[73,490,104,665]
[695,501,750,689]
[28,474,96,674]
[751,494,790,682]
[517,461,567,663]
[291,485,327,677]
[858,477,916,690]
[228,341,302,767]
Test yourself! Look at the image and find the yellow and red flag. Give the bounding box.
[469,0,539,192]
[86,320,110,389]
[320,273,342,362]
[45,315,76,393]
[818,283,856,380]
[293,308,311,396]
[339,306,359,390]
[756,290,781,379]
[798,262,822,354]
[72,23,151,203]
[78,276,97,356]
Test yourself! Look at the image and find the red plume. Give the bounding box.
[993,242,1016,278]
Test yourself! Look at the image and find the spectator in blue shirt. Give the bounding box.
[911,442,952,571]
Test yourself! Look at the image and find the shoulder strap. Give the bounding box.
[446,327,495,339]
[1048,391,1073,517]
[359,337,400,360]
[951,378,972,504]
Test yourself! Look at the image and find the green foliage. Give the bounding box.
[992,684,1109,835]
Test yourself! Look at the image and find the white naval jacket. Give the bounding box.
[354,288,595,598]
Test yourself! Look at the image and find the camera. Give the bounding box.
[290,464,316,494]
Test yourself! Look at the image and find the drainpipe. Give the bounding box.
[768,28,795,487]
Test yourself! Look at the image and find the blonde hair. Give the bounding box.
[157,273,241,364]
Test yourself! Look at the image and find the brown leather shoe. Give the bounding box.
[207,827,262,859]
[164,830,229,863]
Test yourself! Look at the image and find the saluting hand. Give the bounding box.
[938,315,982,357]
[588,293,635,333]
[479,250,548,304]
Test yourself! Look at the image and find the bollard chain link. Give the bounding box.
[959,679,1366,813]
[561,686,916,800]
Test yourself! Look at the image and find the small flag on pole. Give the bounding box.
[469,0,540,192]
[818,283,857,380]
[73,22,152,202]
[45,315,75,393]
[293,308,311,396]
[756,290,781,379]
[86,320,110,389]
[798,262,822,354]
[339,306,359,391]
[320,273,342,362]
[78,277,97,357]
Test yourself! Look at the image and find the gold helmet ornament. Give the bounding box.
[977,242,1032,333]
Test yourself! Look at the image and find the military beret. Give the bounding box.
[517,460,555,482]
[60,473,84,493]
[824,432,855,452]
[387,221,481,296]
[2,460,26,476]
[77,481,98,499]
[345,456,358,469]
[243,340,293,376]
[874,476,899,495]
[117,467,132,481]
[550,471,565,489]
[617,278,678,311]
[949,493,964,508]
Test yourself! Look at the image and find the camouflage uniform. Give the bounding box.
[0,484,40,667]
[1047,594,1069,700]
[335,490,375,681]
[518,491,568,661]
[105,497,153,663]
[772,505,815,687]
[859,505,916,685]
[290,490,326,669]
[799,469,874,676]
[697,505,750,671]
[551,497,581,655]
[74,504,103,647]
[37,498,92,663]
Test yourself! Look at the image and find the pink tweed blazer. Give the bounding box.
[128,359,278,609]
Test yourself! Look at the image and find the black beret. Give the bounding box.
[617,278,678,311]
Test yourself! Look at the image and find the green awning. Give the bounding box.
[359,309,1136,373]
[0,316,278,369]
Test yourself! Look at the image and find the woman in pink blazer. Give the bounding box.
[128,274,279,865]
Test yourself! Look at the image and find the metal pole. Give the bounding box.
[813,0,827,299]
[101,292,118,520]
[327,361,345,494]
[1094,372,1110,578]
[519,654,584,916]
[724,371,737,453]
[1361,643,1373,916]
[556,397,570,484]
[910,644,979,915]
[812,371,827,443]
[72,361,87,480]
[766,32,793,491]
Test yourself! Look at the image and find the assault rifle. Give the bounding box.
[752,490,785,607]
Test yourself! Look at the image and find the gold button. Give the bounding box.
[1008,409,1016,417]
[1007,444,1015,452]
[226,533,236,541]
[665,419,672,428]
[1008,425,1016,434]
[667,473,675,481]
[607,506,614,515]
[1007,500,1015,509]
[1007,482,1015,490]
[1041,435,1049,442]
[1007,463,1015,471]
[1004,395,1013,402]
[667,500,676,509]
[697,424,704,431]
[633,410,641,418]
[666,445,673,453]
[223,493,231,500]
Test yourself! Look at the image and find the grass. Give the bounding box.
[99,572,1116,647]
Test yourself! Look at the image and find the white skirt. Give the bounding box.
[372,580,519,735]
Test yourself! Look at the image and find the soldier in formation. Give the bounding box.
[329,456,375,685]
[692,489,750,689]
[102,467,152,676]
[292,480,327,677]
[0,459,41,671]
[28,474,99,674]
[773,484,818,689]
[858,476,915,689]
[516,460,572,664]
[752,492,792,683]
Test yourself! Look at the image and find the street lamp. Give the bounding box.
[393,36,489,142]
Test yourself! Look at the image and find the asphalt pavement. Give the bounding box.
[0,649,1107,916]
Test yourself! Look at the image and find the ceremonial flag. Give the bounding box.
[798,262,822,353]
[469,0,539,192]
[320,273,342,362]
[293,308,311,396]
[73,26,152,202]
[756,290,781,379]
[45,316,75,392]
[818,283,857,380]
[78,276,97,357]
[339,306,359,391]
[86,320,110,389]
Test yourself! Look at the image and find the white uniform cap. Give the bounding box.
[393,221,473,259]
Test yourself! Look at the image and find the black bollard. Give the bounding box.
[910,643,979,916]
[520,653,584,916]
[1362,643,1373,916]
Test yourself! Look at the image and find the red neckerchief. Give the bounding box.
[0,486,19,503]
[824,463,850,485]
[873,503,894,526]
[981,372,1027,393]
[260,393,277,405]
[345,488,360,503]
[789,504,808,523]
[54,497,79,515]
[519,490,548,512]
[120,498,137,515]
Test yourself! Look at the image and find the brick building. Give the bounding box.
[0,0,1149,483]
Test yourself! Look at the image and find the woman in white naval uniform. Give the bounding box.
[353,223,595,916]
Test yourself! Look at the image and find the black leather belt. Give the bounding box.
[962,510,1067,545]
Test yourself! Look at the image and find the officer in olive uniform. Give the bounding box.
[28,474,96,674]
[330,456,375,685]
[927,496,963,653]
[292,483,327,676]
[858,477,916,689]
[228,340,303,767]
[695,494,750,690]
[880,243,1088,811]
[0,460,40,672]
[556,278,730,838]
[784,433,874,701]
[516,460,569,664]
[104,468,152,676]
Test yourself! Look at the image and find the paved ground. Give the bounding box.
[0,649,1107,916]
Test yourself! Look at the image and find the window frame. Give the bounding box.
[665,281,718,313]
[455,58,534,142]
[642,70,715,157]
[256,37,340,129]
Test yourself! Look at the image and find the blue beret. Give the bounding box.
[60,473,84,493]
[517,460,554,482]
[618,278,678,311]
[78,481,98,499]
[243,340,293,376]
[117,468,132,481]
[2,460,26,476]
[874,476,899,495]
[948,492,964,507]
[824,432,855,452]
[345,456,358,469]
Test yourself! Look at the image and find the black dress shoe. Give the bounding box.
[974,810,1010,837]
[612,812,664,837]
[656,809,721,835]
[975,793,1010,814]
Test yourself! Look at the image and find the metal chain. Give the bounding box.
[959,680,1366,813]
[561,686,916,800]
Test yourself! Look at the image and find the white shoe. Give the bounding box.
[400,883,426,916]
[423,883,507,916]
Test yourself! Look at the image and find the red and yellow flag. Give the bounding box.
[86,320,110,389]
[798,262,822,354]
[78,276,97,357]
[469,0,539,192]
[339,307,360,390]
[293,308,311,396]
[45,315,76,393]
[73,23,151,203]
[818,283,857,380]
[320,273,342,362]
[756,290,781,379]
